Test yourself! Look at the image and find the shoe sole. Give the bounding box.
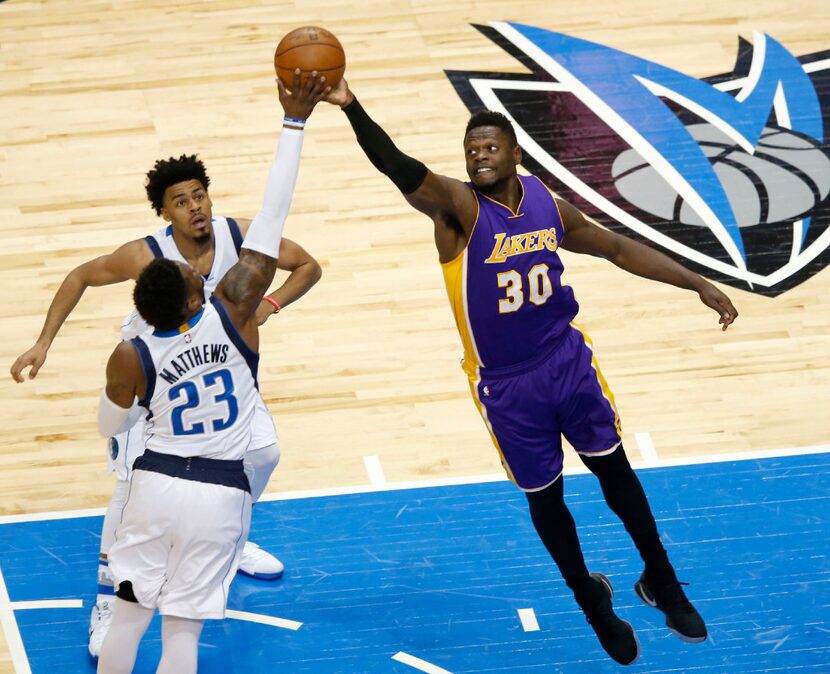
[237,568,284,581]
[591,572,614,601]
[592,573,641,665]
[634,579,707,644]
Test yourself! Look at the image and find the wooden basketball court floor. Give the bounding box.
[1,0,829,671]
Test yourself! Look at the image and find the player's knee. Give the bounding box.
[115,580,138,603]
[580,443,631,477]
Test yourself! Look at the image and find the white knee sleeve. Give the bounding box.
[97,598,154,674]
[244,443,281,502]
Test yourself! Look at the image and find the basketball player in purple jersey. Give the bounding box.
[326,79,737,666]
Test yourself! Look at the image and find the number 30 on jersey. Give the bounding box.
[497,263,553,313]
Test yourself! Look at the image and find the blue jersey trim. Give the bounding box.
[227,217,244,255]
[130,337,157,409]
[209,295,260,387]
[152,308,205,337]
[144,236,163,259]
[165,224,173,236]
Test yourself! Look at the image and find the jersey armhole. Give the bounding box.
[226,217,244,255]
[441,187,480,268]
[144,236,163,259]
[130,337,157,409]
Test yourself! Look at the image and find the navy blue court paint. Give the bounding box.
[1,452,828,673]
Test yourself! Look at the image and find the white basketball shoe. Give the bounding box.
[88,599,113,660]
[238,541,285,580]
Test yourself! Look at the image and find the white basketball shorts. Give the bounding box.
[108,462,252,620]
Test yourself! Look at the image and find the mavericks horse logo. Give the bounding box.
[447,22,830,296]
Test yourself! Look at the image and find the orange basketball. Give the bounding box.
[274,26,345,90]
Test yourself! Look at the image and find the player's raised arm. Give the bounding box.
[557,196,738,330]
[10,239,154,382]
[326,79,477,258]
[215,71,328,334]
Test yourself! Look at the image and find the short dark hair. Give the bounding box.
[145,154,210,216]
[133,259,188,331]
[464,110,518,145]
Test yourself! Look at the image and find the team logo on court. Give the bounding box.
[447,22,830,296]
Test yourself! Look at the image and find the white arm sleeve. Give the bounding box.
[98,390,143,438]
[241,127,304,259]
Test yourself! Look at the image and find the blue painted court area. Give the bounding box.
[1,452,829,673]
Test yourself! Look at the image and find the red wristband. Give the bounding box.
[262,296,281,314]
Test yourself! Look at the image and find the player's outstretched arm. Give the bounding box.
[325,79,477,258]
[557,197,738,330]
[216,71,327,336]
[10,239,153,382]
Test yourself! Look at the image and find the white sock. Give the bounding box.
[97,598,154,674]
[244,443,280,502]
[97,479,131,607]
[156,615,205,674]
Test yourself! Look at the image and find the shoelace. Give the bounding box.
[656,581,694,611]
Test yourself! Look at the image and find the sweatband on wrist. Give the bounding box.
[98,391,142,438]
[342,97,428,194]
[242,127,304,259]
[261,296,281,314]
[283,116,306,129]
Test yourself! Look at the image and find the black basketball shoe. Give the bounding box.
[634,572,707,643]
[577,573,641,665]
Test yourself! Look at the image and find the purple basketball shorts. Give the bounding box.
[473,326,621,491]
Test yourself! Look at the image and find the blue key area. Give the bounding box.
[1,452,828,673]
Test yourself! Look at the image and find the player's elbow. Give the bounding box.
[308,259,323,286]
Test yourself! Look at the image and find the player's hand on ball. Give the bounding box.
[697,283,738,331]
[277,69,330,121]
[324,77,353,108]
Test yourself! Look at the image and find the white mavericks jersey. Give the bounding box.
[131,296,259,461]
[120,216,244,341]
[107,216,279,476]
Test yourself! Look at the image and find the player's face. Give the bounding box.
[464,127,520,192]
[160,180,213,241]
[176,261,206,310]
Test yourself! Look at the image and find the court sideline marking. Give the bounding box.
[2,443,826,526]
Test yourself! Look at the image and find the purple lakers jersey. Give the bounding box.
[442,175,579,375]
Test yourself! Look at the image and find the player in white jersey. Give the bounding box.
[95,71,328,674]
[11,107,322,663]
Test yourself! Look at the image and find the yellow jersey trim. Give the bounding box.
[477,175,526,218]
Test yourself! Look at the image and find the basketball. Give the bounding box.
[274,26,345,90]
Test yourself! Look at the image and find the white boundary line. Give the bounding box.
[392,651,454,673]
[363,455,387,485]
[634,432,659,466]
[0,565,31,674]
[9,600,83,611]
[517,608,540,632]
[0,445,828,525]
[225,609,302,631]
